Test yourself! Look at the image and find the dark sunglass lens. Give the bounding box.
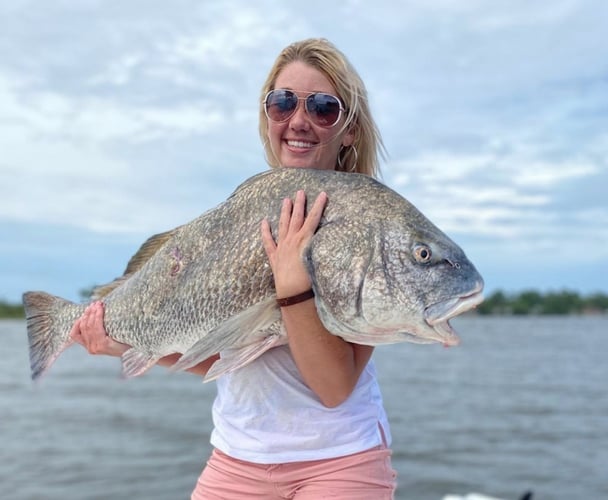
[307,93,341,126]
[266,90,298,122]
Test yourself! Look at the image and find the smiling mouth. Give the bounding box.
[423,285,485,346]
[286,139,316,148]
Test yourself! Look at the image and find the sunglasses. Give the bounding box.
[263,89,345,127]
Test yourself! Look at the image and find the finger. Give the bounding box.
[301,191,328,234]
[288,190,306,231]
[79,301,102,334]
[260,218,277,263]
[91,301,105,325]
[82,303,99,333]
[277,197,293,241]
[80,302,95,331]
[75,305,90,336]
[89,302,106,336]
[69,318,84,344]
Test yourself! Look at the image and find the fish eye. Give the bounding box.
[413,244,432,263]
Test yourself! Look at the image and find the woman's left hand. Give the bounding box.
[261,190,327,298]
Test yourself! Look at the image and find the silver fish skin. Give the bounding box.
[23,167,484,382]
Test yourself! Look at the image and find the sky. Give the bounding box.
[1,0,607,304]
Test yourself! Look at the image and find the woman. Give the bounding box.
[71,38,397,499]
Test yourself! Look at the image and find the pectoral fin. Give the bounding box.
[204,330,288,382]
[171,297,281,374]
[121,348,161,378]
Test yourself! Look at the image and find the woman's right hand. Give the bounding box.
[70,301,130,357]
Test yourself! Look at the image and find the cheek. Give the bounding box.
[267,122,284,144]
[321,135,342,157]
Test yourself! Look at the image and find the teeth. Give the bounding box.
[287,140,314,148]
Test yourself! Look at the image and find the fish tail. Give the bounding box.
[22,291,79,381]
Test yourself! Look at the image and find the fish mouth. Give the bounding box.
[424,285,485,346]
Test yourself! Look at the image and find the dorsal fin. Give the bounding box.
[122,227,180,275]
[91,276,130,300]
[91,227,180,299]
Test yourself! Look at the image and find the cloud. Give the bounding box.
[387,148,604,257]
[0,64,258,235]
[513,160,599,188]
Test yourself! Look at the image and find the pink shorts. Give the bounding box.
[191,446,397,499]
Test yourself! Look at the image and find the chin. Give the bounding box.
[281,159,332,170]
[281,160,312,169]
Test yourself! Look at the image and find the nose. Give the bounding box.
[288,99,311,131]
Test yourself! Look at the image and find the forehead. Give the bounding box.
[274,61,337,95]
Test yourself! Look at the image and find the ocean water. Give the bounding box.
[2,316,606,500]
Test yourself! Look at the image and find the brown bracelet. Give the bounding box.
[276,289,315,307]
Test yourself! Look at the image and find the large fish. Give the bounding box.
[23,167,484,382]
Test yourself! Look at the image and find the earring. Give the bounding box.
[338,145,358,172]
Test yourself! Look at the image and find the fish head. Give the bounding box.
[308,196,484,346]
[359,225,484,346]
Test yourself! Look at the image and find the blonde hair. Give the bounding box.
[259,38,385,178]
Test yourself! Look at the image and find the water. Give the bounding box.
[2,316,606,499]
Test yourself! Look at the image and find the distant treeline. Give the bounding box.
[0,301,25,319]
[2,290,607,318]
[477,290,608,315]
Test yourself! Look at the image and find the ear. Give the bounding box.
[341,126,355,147]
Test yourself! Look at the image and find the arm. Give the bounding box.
[261,190,373,408]
[69,301,218,376]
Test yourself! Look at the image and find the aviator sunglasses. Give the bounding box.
[263,89,346,127]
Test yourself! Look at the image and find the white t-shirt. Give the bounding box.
[210,344,391,464]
